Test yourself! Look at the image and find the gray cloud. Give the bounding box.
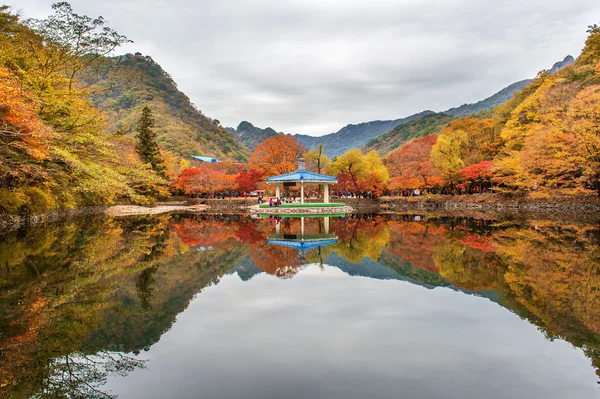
[12,0,600,135]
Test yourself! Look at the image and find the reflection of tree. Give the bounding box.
[38,352,146,399]
[170,215,263,248]
[136,266,158,310]
[330,216,390,263]
[434,241,505,291]
[386,222,446,272]
[249,244,301,278]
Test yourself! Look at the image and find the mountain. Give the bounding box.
[87,54,250,162]
[226,121,282,152]
[293,110,436,157]
[363,113,455,156]
[443,80,532,117]
[548,55,575,74]
[443,56,574,117]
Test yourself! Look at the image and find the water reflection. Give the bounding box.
[0,213,599,398]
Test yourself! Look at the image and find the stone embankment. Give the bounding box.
[0,206,108,231]
[333,195,600,214]
[249,205,354,215]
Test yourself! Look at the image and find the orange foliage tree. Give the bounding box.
[235,169,264,193]
[174,168,237,196]
[458,160,493,191]
[249,135,305,176]
[0,67,51,160]
[386,135,442,190]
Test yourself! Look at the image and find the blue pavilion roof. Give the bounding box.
[266,169,337,183]
[267,238,339,251]
[192,155,221,163]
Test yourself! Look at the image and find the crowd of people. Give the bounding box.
[390,186,491,197]
[332,191,378,199]
[258,195,301,207]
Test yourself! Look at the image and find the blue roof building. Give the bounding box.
[266,158,337,203]
[192,155,221,163]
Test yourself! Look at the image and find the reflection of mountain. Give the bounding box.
[228,247,500,304]
[85,246,248,353]
[230,255,263,281]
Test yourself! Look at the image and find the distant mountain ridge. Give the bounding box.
[225,121,283,151]
[293,110,435,157]
[363,113,455,156]
[442,80,532,117]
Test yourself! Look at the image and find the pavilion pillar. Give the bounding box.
[300,182,304,204]
[276,221,280,235]
[323,183,329,204]
[324,217,330,235]
[301,217,305,238]
[276,184,281,199]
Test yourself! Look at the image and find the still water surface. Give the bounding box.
[1,213,599,398]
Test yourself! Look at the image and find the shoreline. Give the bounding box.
[1,195,599,231]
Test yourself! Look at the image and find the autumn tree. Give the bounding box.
[304,144,330,174]
[359,150,390,195]
[236,169,264,193]
[386,135,441,190]
[175,168,236,196]
[249,135,305,176]
[430,119,495,190]
[0,67,52,161]
[329,149,389,194]
[459,160,493,191]
[329,149,365,191]
[26,2,131,91]
[135,106,166,176]
[566,86,600,195]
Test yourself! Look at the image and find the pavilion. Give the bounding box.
[265,158,337,204]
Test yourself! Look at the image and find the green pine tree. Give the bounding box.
[135,106,166,176]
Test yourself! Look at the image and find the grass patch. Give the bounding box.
[259,203,345,209]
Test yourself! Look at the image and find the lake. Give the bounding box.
[1,212,599,398]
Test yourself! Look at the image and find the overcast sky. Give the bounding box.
[11,0,600,136]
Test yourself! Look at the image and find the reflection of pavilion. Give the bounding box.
[267,217,338,251]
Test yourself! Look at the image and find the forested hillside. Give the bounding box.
[386,26,600,197]
[363,113,454,156]
[87,54,249,161]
